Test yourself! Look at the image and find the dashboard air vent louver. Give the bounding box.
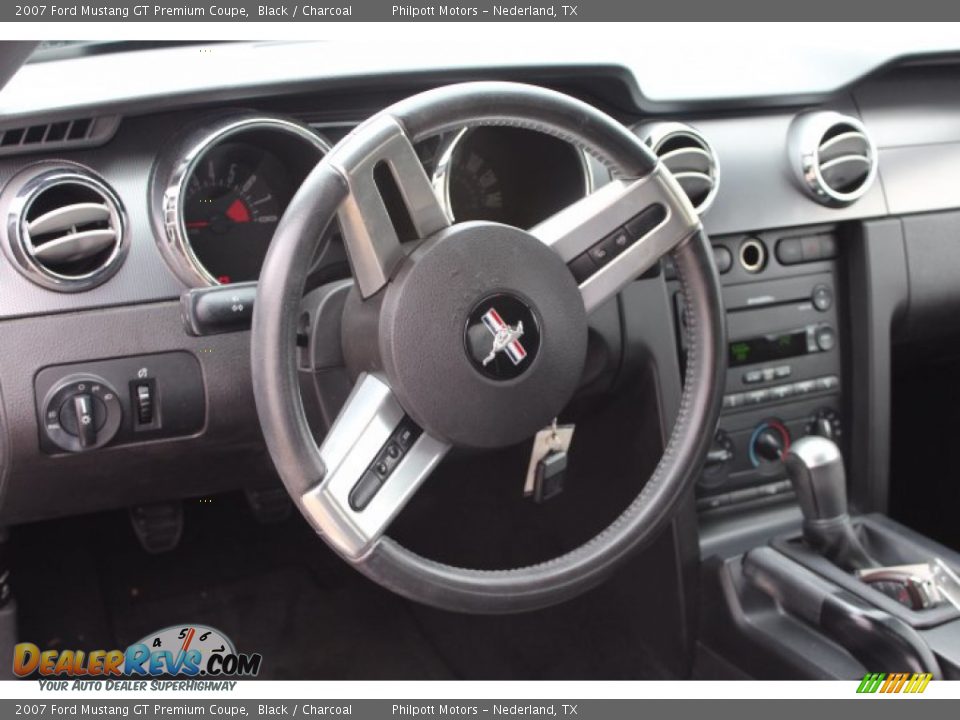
[0,116,120,157]
[788,111,877,207]
[5,166,128,291]
[638,122,719,214]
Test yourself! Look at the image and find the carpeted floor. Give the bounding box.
[10,375,684,680]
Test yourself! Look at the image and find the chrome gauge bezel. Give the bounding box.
[4,163,129,292]
[429,126,594,225]
[159,115,331,288]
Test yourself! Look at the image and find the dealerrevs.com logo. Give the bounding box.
[14,624,262,683]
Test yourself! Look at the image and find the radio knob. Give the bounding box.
[815,325,836,352]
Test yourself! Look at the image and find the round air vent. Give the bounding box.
[788,111,877,207]
[638,122,719,214]
[4,166,127,291]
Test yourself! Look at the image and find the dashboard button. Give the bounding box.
[817,375,840,391]
[800,235,823,261]
[743,370,763,384]
[819,235,838,259]
[723,393,745,409]
[812,284,833,311]
[794,380,816,395]
[745,389,769,405]
[774,365,792,379]
[712,246,733,274]
[769,384,795,400]
[776,238,803,265]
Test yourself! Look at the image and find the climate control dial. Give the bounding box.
[807,407,842,442]
[42,375,122,453]
[748,419,791,468]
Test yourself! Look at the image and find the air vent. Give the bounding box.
[5,167,127,291]
[788,111,877,207]
[0,116,120,157]
[638,122,719,214]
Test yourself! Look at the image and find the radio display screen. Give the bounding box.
[729,331,808,367]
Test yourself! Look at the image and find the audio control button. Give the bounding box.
[723,393,745,409]
[812,284,833,311]
[816,325,837,352]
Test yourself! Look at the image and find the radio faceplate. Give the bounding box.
[670,229,843,509]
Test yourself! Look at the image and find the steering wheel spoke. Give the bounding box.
[531,166,700,313]
[328,114,451,299]
[301,373,450,561]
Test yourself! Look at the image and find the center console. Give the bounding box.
[668,224,844,510]
[681,231,960,678]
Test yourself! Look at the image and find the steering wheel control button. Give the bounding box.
[349,472,384,512]
[568,204,667,284]
[349,417,423,511]
[465,294,540,381]
[42,375,123,453]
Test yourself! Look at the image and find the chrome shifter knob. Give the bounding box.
[786,435,877,571]
[785,435,848,521]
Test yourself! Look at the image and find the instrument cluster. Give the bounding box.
[155,114,593,288]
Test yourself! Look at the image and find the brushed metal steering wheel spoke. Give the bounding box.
[327,114,450,299]
[531,165,701,313]
[301,373,450,561]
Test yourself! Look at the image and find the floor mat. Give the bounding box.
[11,496,452,680]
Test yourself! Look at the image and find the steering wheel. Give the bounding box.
[251,82,726,613]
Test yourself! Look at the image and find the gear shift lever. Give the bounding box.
[785,436,877,571]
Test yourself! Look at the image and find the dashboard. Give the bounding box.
[2,42,960,528]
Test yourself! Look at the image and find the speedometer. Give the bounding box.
[433,126,591,229]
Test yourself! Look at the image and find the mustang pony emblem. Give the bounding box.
[481,308,527,367]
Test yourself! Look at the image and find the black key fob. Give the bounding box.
[534,450,567,503]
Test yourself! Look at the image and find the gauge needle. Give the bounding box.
[226,198,251,223]
[186,199,250,230]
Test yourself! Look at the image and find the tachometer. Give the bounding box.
[182,143,284,284]
[157,116,330,287]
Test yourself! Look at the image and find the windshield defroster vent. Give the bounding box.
[0,116,120,157]
[788,111,877,207]
[4,166,128,291]
[637,122,720,214]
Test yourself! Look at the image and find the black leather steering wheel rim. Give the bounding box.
[251,82,726,614]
